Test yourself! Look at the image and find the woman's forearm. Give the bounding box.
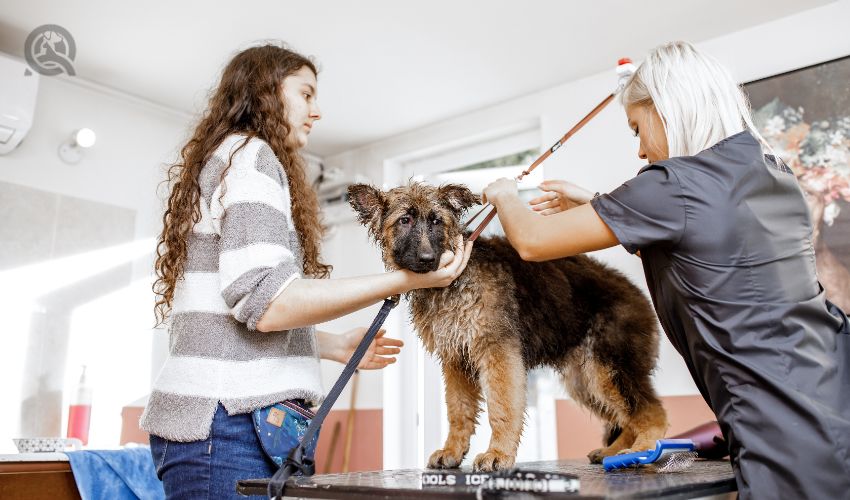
[256,271,415,332]
[316,330,341,362]
[491,194,619,261]
[489,193,542,260]
[256,234,473,332]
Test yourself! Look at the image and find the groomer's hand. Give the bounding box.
[482,178,518,205]
[408,235,473,289]
[529,180,595,215]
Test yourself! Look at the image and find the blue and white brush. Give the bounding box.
[603,439,698,472]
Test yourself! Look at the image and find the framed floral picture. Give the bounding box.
[745,55,850,311]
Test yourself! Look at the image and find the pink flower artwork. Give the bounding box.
[754,100,850,226]
[746,56,850,311]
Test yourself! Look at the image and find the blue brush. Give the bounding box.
[603,439,697,472]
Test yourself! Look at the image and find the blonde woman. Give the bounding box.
[484,41,849,499]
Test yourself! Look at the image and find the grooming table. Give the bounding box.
[237,458,736,498]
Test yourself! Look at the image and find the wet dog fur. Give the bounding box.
[348,182,668,471]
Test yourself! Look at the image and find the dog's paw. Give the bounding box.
[588,445,634,463]
[472,450,515,472]
[427,448,465,469]
[588,445,648,463]
[587,447,607,464]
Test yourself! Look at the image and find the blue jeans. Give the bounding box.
[149,404,276,499]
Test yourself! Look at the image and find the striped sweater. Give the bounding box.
[141,134,324,441]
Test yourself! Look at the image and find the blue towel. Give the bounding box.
[66,447,165,500]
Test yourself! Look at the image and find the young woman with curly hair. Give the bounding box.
[142,43,472,498]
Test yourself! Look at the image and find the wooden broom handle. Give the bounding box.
[341,370,360,472]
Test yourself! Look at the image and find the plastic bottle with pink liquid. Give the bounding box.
[66,365,92,446]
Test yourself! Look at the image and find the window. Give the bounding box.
[429,147,543,239]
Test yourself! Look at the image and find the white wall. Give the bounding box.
[0,71,189,451]
[315,221,390,411]
[319,0,850,461]
[0,76,190,240]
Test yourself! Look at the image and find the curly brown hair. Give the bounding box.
[153,44,331,326]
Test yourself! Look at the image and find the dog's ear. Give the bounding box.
[348,184,385,237]
[437,183,481,217]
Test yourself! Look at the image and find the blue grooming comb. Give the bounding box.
[603,439,696,472]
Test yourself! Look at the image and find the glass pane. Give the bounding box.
[447,148,540,173]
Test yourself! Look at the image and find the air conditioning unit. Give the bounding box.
[0,52,39,155]
[317,166,356,205]
[306,158,371,226]
[320,166,373,226]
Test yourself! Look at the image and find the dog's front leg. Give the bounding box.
[427,361,482,469]
[473,342,526,472]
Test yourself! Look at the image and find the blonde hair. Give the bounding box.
[621,41,770,157]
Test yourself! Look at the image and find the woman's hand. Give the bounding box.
[528,180,595,215]
[405,235,473,290]
[482,178,518,205]
[334,327,404,370]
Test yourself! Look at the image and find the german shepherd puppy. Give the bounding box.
[348,182,668,472]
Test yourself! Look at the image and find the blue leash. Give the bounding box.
[267,296,400,499]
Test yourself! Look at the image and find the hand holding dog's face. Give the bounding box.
[348,183,479,273]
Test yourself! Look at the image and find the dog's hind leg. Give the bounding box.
[471,341,526,472]
[589,425,637,463]
[604,341,668,455]
[427,361,482,469]
[567,358,653,464]
[587,360,668,461]
[603,422,622,446]
[587,306,668,461]
[621,395,668,454]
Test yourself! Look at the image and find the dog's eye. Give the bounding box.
[399,216,411,225]
[431,218,442,226]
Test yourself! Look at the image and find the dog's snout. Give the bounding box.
[418,251,435,264]
[417,235,437,266]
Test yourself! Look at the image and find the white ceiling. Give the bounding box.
[0,0,835,157]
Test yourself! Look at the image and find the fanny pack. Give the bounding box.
[252,400,321,468]
[259,297,399,499]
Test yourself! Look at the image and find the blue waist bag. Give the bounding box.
[252,399,321,469]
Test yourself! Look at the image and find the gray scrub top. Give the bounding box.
[591,130,850,499]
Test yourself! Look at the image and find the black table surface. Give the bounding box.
[237,459,736,499]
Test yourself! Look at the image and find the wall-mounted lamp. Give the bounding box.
[58,128,96,164]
